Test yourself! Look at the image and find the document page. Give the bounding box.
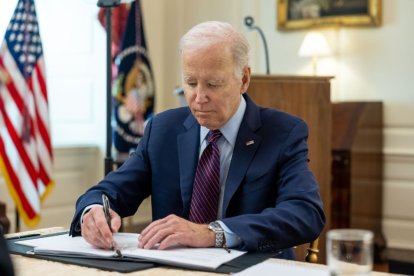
[122,245,243,270]
[17,233,245,270]
[17,232,136,258]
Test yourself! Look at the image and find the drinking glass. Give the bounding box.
[327,229,374,276]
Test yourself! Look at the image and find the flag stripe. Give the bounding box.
[0,98,38,187]
[35,61,47,100]
[38,163,49,187]
[0,57,39,146]
[32,74,52,144]
[30,73,52,156]
[0,47,31,103]
[0,57,26,112]
[0,84,42,188]
[0,132,36,219]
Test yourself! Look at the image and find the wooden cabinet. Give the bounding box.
[248,75,332,263]
[331,102,386,261]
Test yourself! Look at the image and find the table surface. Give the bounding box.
[7,228,400,276]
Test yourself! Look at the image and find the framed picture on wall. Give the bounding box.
[277,0,382,31]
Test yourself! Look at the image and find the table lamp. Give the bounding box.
[298,31,331,75]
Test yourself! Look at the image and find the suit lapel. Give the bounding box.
[222,94,262,215]
[177,114,199,217]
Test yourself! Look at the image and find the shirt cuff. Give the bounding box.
[80,204,102,225]
[217,220,242,248]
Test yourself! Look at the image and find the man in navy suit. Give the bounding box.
[0,233,14,276]
[70,21,325,259]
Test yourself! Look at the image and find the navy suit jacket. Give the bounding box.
[70,94,325,259]
[0,233,14,276]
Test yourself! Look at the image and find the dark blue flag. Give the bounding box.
[112,0,155,157]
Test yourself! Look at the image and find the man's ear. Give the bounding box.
[240,66,251,94]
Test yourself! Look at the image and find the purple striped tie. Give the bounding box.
[189,130,222,224]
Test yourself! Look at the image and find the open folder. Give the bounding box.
[16,232,246,271]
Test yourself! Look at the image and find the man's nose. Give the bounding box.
[195,86,208,103]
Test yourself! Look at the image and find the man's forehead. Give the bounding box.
[183,74,226,82]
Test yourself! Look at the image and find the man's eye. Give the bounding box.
[207,83,219,88]
[187,83,197,87]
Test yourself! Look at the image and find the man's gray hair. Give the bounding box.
[179,21,250,78]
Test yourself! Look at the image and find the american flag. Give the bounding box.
[0,0,53,227]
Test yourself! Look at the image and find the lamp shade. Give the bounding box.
[298,31,331,57]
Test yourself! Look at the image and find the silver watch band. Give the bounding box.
[208,221,225,248]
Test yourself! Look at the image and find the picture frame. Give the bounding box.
[277,0,382,31]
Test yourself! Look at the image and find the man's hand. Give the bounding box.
[138,214,215,250]
[81,206,122,249]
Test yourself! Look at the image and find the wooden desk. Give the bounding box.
[11,255,397,276]
[7,228,397,276]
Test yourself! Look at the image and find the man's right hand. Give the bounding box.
[80,206,121,249]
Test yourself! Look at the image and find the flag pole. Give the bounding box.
[15,208,20,232]
[104,5,113,176]
[97,0,122,176]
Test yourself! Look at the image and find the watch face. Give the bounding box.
[209,222,221,231]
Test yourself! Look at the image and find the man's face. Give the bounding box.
[182,43,250,130]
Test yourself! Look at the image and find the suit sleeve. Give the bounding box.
[221,120,326,252]
[69,120,154,236]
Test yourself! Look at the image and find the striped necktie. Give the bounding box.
[188,129,222,224]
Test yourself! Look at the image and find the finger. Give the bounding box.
[139,222,163,248]
[158,222,214,249]
[109,209,122,233]
[90,218,111,248]
[139,219,167,246]
[158,233,182,250]
[140,216,168,236]
[88,207,113,248]
[142,214,182,234]
[81,211,108,248]
[139,215,181,248]
[156,221,200,249]
[142,226,175,250]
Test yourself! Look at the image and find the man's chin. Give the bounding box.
[196,118,215,129]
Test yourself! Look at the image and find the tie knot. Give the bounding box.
[208,129,222,144]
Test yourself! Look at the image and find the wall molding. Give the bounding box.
[383,219,414,250]
[384,127,414,156]
[382,144,414,250]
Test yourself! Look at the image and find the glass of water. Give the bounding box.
[327,229,374,276]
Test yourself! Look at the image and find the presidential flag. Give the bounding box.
[112,0,155,156]
[98,4,129,80]
[0,0,53,227]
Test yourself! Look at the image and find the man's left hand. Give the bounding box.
[138,214,215,250]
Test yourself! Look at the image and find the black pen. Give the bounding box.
[102,194,122,257]
[6,233,41,240]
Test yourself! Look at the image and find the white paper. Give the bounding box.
[17,233,245,270]
[17,232,138,258]
[235,260,329,276]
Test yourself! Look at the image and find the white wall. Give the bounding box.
[1,0,413,250]
[0,0,107,150]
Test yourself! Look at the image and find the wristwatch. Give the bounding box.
[208,221,226,248]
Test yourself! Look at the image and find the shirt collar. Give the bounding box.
[200,96,246,146]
